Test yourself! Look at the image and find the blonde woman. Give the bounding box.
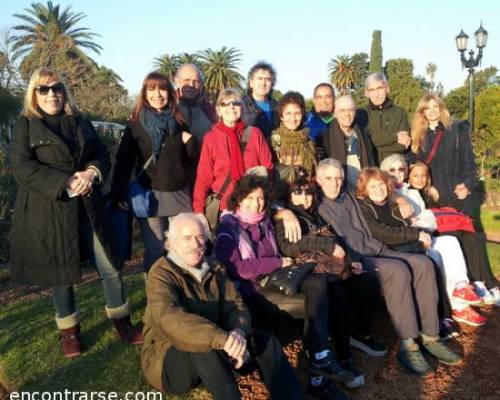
[10,67,142,359]
[410,94,476,215]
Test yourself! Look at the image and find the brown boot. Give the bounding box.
[105,302,143,345]
[55,312,82,358]
[112,315,143,345]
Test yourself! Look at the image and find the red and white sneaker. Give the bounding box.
[452,285,482,306]
[452,307,487,327]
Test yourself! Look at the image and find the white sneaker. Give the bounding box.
[474,281,495,305]
[490,287,500,307]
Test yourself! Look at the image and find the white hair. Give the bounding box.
[365,72,388,88]
[334,94,356,111]
[175,63,204,83]
[165,213,210,242]
[380,154,407,172]
[316,158,344,178]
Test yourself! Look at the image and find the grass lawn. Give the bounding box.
[480,208,500,236]
[1,244,499,395]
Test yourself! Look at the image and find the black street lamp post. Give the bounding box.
[455,23,488,136]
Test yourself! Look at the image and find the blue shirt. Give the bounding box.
[306,111,333,140]
[255,99,273,123]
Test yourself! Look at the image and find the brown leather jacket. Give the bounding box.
[141,256,252,391]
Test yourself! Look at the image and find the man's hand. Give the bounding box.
[281,257,294,268]
[276,208,302,243]
[397,131,411,149]
[418,231,432,249]
[223,329,247,369]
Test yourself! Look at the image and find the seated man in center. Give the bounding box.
[141,212,303,400]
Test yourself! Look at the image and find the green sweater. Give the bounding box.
[360,99,409,163]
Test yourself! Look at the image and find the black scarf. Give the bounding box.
[139,108,179,160]
[38,108,79,154]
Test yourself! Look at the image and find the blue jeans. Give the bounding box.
[52,214,125,318]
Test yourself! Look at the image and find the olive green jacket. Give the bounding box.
[357,99,409,163]
[141,256,251,391]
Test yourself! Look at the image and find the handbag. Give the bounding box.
[431,207,476,233]
[258,262,315,296]
[108,203,133,264]
[127,155,158,218]
[296,251,352,280]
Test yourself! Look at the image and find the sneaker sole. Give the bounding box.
[350,337,387,357]
[452,315,487,327]
[452,296,483,306]
[421,346,462,366]
[344,374,365,389]
[397,354,433,377]
[308,365,355,383]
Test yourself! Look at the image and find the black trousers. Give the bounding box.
[161,330,304,400]
[449,230,498,289]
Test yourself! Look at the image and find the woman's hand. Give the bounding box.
[332,244,345,260]
[351,262,364,275]
[117,201,129,211]
[182,131,193,144]
[276,208,302,243]
[418,231,432,249]
[66,169,97,196]
[429,186,440,203]
[281,257,294,268]
[454,183,470,200]
[396,196,414,219]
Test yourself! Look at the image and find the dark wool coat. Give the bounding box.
[241,94,279,137]
[110,120,198,205]
[316,119,375,168]
[10,115,114,286]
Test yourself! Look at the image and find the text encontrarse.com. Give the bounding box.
[10,391,163,400]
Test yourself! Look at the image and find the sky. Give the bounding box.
[1,0,499,98]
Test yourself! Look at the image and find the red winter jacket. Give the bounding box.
[193,124,273,213]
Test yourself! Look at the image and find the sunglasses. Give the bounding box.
[35,83,65,96]
[220,100,243,107]
[292,188,314,196]
[389,167,406,173]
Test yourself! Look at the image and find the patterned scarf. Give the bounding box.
[139,108,179,160]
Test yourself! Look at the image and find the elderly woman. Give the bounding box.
[274,173,386,370]
[215,174,360,400]
[111,72,197,273]
[410,94,476,214]
[380,155,485,329]
[142,213,303,400]
[408,161,500,307]
[270,91,317,182]
[193,88,273,226]
[10,67,142,358]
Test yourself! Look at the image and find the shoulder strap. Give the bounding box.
[216,173,232,200]
[240,125,252,153]
[424,128,444,165]
[135,154,155,180]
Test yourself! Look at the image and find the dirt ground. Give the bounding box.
[1,261,499,400]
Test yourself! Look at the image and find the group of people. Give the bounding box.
[9,61,499,400]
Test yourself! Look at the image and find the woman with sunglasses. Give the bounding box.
[111,72,198,273]
[192,88,273,224]
[269,91,317,183]
[10,67,142,359]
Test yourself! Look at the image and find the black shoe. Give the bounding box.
[340,358,365,388]
[307,377,351,400]
[439,318,460,341]
[309,352,355,383]
[350,334,387,357]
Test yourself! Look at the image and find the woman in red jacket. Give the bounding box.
[193,88,273,224]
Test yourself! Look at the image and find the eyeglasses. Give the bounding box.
[292,188,314,196]
[35,83,65,96]
[220,100,243,107]
[389,167,407,173]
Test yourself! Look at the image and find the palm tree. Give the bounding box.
[177,52,200,67]
[153,53,179,80]
[11,1,102,60]
[328,55,356,95]
[196,47,244,101]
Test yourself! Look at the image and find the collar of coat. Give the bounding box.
[368,97,394,110]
